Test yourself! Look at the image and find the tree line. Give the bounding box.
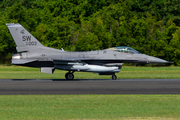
[0,0,180,65]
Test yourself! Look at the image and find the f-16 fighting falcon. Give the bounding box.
[6,23,169,80]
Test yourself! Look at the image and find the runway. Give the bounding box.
[0,79,180,95]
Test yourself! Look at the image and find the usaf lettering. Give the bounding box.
[22,36,37,46]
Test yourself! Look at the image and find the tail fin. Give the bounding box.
[6,23,44,52]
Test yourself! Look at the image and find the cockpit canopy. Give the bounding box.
[107,46,141,54]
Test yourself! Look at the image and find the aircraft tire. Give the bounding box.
[65,73,74,80]
[112,75,117,80]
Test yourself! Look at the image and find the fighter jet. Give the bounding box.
[6,23,168,80]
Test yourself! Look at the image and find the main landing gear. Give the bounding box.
[65,71,74,80]
[112,75,117,80]
[65,71,117,80]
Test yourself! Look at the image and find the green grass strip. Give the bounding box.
[0,95,180,120]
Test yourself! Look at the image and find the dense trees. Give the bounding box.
[0,0,180,65]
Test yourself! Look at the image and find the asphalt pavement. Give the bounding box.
[0,79,180,95]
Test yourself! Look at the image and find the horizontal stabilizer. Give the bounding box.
[12,59,38,64]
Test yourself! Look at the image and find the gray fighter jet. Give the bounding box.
[6,23,168,80]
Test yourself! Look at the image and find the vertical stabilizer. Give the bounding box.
[6,23,44,52]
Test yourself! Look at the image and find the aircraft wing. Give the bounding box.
[53,57,125,66]
[53,58,81,62]
[53,58,94,63]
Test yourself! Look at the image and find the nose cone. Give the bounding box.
[148,56,169,63]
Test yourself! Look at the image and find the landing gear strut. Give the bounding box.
[65,71,74,80]
[112,75,117,80]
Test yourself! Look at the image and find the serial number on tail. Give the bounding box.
[26,41,37,45]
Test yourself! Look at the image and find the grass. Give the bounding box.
[0,65,180,119]
[0,65,180,79]
[0,95,180,120]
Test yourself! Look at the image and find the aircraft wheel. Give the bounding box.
[112,75,117,80]
[65,73,74,80]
